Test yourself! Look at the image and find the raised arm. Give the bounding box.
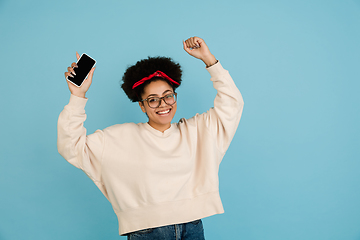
[183,36,244,155]
[58,53,103,184]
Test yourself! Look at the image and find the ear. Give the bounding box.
[138,101,146,113]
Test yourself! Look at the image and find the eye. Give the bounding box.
[148,98,159,103]
[165,93,174,99]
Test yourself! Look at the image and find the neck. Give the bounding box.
[147,121,171,133]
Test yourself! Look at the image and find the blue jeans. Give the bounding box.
[126,219,205,240]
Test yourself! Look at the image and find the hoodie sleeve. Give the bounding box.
[199,61,244,156]
[57,94,105,184]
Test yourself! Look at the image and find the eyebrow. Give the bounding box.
[146,90,173,98]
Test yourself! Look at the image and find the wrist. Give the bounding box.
[71,91,86,98]
[202,54,217,67]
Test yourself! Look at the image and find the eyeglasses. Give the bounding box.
[141,93,177,108]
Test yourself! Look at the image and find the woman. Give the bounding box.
[58,36,244,239]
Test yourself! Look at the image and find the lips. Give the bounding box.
[156,108,171,115]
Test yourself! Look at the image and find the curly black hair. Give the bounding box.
[121,56,182,102]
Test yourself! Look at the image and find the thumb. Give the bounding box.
[76,52,80,60]
[88,67,96,79]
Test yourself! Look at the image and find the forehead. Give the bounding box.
[143,80,174,97]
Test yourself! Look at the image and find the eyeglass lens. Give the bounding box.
[148,93,176,108]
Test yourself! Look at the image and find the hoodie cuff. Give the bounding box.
[68,94,88,109]
[206,61,226,77]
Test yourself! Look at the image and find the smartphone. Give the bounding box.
[67,53,96,87]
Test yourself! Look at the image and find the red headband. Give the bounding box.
[132,70,179,89]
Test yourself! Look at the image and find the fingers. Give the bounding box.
[64,62,77,79]
[183,36,214,65]
[64,52,80,79]
[184,36,202,49]
[183,40,192,54]
[71,62,78,68]
[64,71,72,79]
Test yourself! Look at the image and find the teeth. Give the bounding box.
[157,109,170,114]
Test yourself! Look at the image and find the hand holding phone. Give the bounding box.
[65,52,96,98]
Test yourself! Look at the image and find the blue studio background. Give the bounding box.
[1,0,360,239]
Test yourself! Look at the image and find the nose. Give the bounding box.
[158,98,167,107]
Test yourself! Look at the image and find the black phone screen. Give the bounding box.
[67,54,96,87]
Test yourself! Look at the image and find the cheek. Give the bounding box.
[171,104,177,115]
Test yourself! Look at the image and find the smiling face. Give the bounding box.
[139,80,177,132]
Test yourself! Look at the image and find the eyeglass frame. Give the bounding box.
[140,92,178,109]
